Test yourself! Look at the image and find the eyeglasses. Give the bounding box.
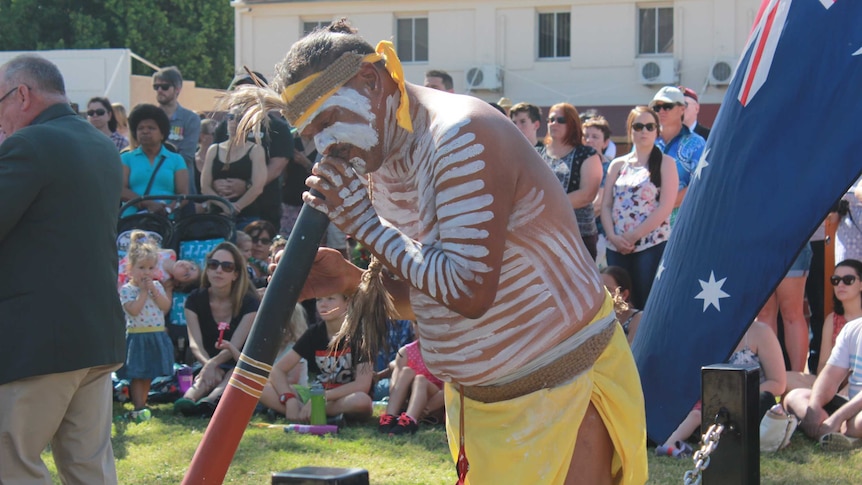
[632,122,657,132]
[652,103,678,112]
[252,236,272,245]
[206,259,236,272]
[0,86,18,105]
[830,275,857,286]
[153,83,173,91]
[547,116,567,124]
[87,109,106,117]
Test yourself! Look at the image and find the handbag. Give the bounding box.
[759,406,798,452]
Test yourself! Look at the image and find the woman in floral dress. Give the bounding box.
[600,106,678,309]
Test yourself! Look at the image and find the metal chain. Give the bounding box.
[682,421,726,485]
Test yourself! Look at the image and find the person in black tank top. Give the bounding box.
[201,111,267,229]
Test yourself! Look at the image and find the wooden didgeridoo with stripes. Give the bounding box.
[182,197,329,484]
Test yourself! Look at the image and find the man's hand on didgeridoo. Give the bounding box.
[298,248,363,301]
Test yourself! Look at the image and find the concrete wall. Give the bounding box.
[0,48,226,116]
[0,48,132,110]
[233,0,760,106]
[129,75,223,115]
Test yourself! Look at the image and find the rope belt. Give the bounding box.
[460,320,617,404]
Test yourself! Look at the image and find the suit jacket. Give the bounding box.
[0,103,125,385]
[693,122,711,141]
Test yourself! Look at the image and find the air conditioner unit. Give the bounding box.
[636,58,678,85]
[465,65,502,91]
[708,57,737,85]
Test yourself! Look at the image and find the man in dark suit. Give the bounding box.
[0,54,125,484]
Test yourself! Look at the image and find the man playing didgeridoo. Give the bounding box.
[228,19,647,485]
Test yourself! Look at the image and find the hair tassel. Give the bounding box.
[331,256,397,363]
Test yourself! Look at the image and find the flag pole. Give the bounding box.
[182,201,329,485]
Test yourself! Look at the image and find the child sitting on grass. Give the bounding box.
[657,320,786,457]
[378,328,444,435]
[257,292,373,422]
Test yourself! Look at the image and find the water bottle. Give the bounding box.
[177,365,194,394]
[309,382,326,425]
[283,424,338,436]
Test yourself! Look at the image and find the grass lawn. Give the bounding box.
[37,402,862,484]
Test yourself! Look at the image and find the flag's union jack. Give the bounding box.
[738,0,840,106]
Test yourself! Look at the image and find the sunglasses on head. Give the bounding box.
[87,109,106,117]
[252,236,272,245]
[547,116,567,124]
[632,122,657,132]
[830,275,857,286]
[206,259,236,272]
[153,83,173,91]
[652,103,678,112]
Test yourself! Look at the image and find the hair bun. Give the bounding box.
[328,18,358,34]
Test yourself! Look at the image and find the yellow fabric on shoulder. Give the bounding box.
[444,294,648,484]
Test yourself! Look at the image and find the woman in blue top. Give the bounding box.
[120,104,189,217]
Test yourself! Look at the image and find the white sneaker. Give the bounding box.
[819,432,861,452]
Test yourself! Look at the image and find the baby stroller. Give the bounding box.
[118,194,236,364]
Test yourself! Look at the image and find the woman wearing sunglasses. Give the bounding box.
[540,103,603,260]
[201,109,267,230]
[784,258,862,451]
[174,242,260,416]
[86,96,128,151]
[786,259,862,393]
[600,106,678,309]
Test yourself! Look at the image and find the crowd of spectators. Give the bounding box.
[76,63,862,451]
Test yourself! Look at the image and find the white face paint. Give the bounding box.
[300,87,375,131]
[313,121,379,155]
[349,157,368,175]
[304,87,379,173]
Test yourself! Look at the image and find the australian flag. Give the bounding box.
[632,0,862,443]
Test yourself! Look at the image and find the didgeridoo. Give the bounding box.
[182,196,329,484]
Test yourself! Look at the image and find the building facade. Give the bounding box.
[232,0,760,135]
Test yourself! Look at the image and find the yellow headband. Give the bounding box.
[280,41,413,132]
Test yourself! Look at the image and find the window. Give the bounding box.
[638,6,673,55]
[538,12,571,59]
[396,17,428,62]
[302,20,328,37]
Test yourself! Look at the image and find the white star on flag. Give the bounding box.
[694,148,710,180]
[854,46,862,56]
[655,260,666,280]
[695,271,730,312]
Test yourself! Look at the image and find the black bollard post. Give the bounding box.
[272,467,369,484]
[701,364,759,485]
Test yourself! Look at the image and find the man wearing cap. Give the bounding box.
[649,85,706,224]
[213,72,295,230]
[153,66,201,194]
[226,19,647,485]
[681,86,711,140]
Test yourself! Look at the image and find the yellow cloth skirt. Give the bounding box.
[444,298,648,485]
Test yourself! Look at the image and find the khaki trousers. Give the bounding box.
[0,364,120,485]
